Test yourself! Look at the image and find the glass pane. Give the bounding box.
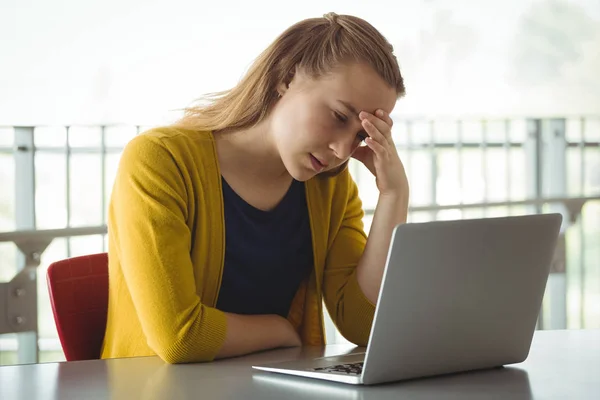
[68,126,101,148]
[0,153,16,231]
[70,234,104,257]
[567,147,583,197]
[105,126,137,148]
[436,149,461,205]
[564,202,600,330]
[433,120,458,143]
[485,120,509,143]
[485,148,508,202]
[461,149,485,204]
[509,148,527,201]
[0,343,17,366]
[70,154,102,227]
[391,120,409,146]
[485,206,510,218]
[104,152,122,222]
[0,127,13,146]
[354,160,378,210]
[565,222,583,329]
[462,208,485,220]
[582,202,600,328]
[437,208,463,221]
[35,153,67,229]
[566,118,583,143]
[410,121,433,146]
[461,120,482,143]
[584,118,600,142]
[409,149,433,206]
[34,127,66,148]
[508,119,527,143]
[37,238,67,339]
[408,211,435,223]
[392,121,410,146]
[39,350,65,364]
[508,205,529,217]
[583,148,600,196]
[0,242,18,283]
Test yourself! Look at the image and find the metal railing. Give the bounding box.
[1,116,599,365]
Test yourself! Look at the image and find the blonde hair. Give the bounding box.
[176,12,405,133]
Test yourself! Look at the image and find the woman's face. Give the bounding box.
[269,62,398,181]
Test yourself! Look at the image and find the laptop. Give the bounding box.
[252,213,563,385]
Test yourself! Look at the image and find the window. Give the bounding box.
[1,116,599,364]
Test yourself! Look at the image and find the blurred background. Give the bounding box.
[1,0,598,366]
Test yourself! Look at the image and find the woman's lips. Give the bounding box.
[310,154,326,172]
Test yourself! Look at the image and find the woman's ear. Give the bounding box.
[277,70,295,97]
[276,81,288,97]
[278,64,302,95]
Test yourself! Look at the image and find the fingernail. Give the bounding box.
[376,110,384,117]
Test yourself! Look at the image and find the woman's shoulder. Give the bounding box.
[122,126,216,162]
[133,126,213,149]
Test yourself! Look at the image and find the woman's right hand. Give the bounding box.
[215,313,301,359]
[278,316,302,347]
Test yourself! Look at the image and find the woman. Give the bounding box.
[101,12,409,364]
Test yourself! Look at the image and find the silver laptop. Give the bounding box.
[252,213,563,385]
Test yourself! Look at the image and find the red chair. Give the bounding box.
[46,253,109,361]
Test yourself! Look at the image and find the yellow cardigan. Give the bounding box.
[100,127,376,363]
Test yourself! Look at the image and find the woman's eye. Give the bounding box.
[334,111,347,123]
[357,132,368,142]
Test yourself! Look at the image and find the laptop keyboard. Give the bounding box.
[311,362,364,375]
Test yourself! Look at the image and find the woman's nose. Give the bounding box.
[329,135,356,161]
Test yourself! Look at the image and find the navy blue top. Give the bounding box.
[215,178,314,317]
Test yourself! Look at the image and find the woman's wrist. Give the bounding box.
[376,191,409,224]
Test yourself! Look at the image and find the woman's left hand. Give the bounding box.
[351,109,409,198]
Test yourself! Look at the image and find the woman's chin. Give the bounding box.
[287,164,317,182]
[289,170,316,182]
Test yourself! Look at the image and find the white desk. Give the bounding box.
[1,329,599,399]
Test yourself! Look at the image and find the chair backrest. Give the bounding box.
[46,253,109,361]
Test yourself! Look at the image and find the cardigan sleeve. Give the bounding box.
[108,134,227,363]
[322,171,376,346]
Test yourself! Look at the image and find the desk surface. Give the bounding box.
[1,329,599,400]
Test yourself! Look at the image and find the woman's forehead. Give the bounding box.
[312,63,397,114]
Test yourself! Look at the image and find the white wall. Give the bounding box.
[1,0,599,126]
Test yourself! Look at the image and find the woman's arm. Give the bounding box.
[352,109,410,305]
[356,193,408,304]
[112,134,299,363]
[216,313,300,359]
[318,110,407,345]
[320,172,377,346]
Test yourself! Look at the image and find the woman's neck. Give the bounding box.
[214,120,290,182]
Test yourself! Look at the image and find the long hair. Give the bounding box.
[175,13,405,134]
